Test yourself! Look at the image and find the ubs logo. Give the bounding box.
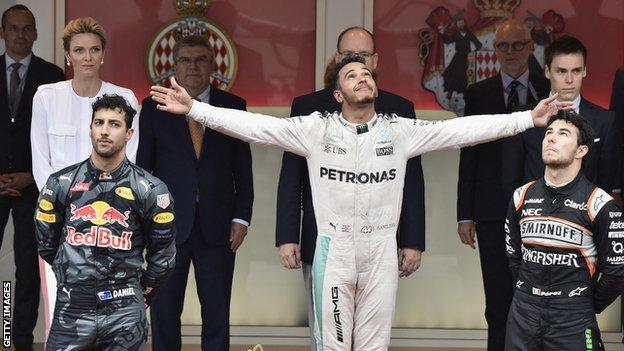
[323,144,347,155]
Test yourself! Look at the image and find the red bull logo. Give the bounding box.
[66,226,133,250]
[70,201,131,228]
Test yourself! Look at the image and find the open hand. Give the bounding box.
[531,93,574,127]
[150,77,194,115]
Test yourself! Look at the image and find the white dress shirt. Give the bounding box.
[30,80,140,189]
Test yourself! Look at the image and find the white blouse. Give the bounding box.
[31,80,140,190]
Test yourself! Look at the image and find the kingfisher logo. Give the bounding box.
[70,201,130,228]
[320,167,396,184]
[66,226,133,250]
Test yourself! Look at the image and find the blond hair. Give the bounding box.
[62,17,106,51]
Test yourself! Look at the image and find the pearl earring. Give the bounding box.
[66,60,71,66]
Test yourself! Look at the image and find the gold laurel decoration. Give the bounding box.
[174,0,212,17]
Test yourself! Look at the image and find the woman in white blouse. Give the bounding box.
[30,17,139,332]
[31,17,139,190]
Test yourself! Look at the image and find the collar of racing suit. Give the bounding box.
[543,172,584,196]
[540,172,586,211]
[338,112,380,134]
[87,158,130,182]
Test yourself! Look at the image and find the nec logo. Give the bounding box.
[522,208,542,216]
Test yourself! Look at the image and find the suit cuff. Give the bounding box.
[232,218,249,227]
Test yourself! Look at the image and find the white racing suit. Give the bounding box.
[187,102,534,350]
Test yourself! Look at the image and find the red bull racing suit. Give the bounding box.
[186,101,535,350]
[35,158,176,350]
[505,174,624,350]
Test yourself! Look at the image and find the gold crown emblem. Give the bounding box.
[174,0,212,17]
[474,0,520,19]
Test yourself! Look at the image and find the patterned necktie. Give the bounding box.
[507,80,520,111]
[188,115,204,159]
[9,62,22,116]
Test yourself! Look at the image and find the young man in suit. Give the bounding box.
[502,35,618,197]
[456,19,550,350]
[0,5,64,351]
[137,35,253,351]
[274,26,425,350]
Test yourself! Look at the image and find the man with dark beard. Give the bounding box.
[505,111,624,350]
[35,94,176,350]
[151,55,568,350]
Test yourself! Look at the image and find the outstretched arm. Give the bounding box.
[403,93,571,158]
[151,77,317,157]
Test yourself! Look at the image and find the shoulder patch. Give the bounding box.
[587,188,613,221]
[513,181,536,211]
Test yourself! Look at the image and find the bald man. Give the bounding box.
[456,19,550,350]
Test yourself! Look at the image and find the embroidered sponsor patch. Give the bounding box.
[156,194,170,209]
[39,199,54,211]
[153,212,174,224]
[376,146,393,156]
[115,187,135,200]
[36,211,56,223]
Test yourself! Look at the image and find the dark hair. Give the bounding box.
[336,26,375,53]
[173,35,215,62]
[2,5,35,29]
[331,54,367,90]
[544,35,587,68]
[546,110,593,150]
[91,94,136,130]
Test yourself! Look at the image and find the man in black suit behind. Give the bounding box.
[0,5,64,351]
[137,36,253,351]
[610,66,624,192]
[609,66,624,341]
[275,26,425,350]
[456,19,550,350]
[502,35,618,196]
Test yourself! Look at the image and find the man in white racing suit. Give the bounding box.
[150,55,569,350]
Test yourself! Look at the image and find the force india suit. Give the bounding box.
[186,101,535,350]
[505,174,624,350]
[34,158,176,350]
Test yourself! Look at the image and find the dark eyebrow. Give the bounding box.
[344,68,356,76]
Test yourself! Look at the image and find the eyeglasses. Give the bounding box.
[338,51,376,59]
[494,41,530,52]
[176,55,212,66]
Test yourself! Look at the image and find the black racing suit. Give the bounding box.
[505,173,624,350]
[35,158,176,351]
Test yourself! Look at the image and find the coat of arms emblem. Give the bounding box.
[145,0,238,90]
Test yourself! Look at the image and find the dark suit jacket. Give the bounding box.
[610,67,624,190]
[137,88,254,245]
[457,72,550,222]
[501,97,618,197]
[0,54,64,174]
[276,87,425,264]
